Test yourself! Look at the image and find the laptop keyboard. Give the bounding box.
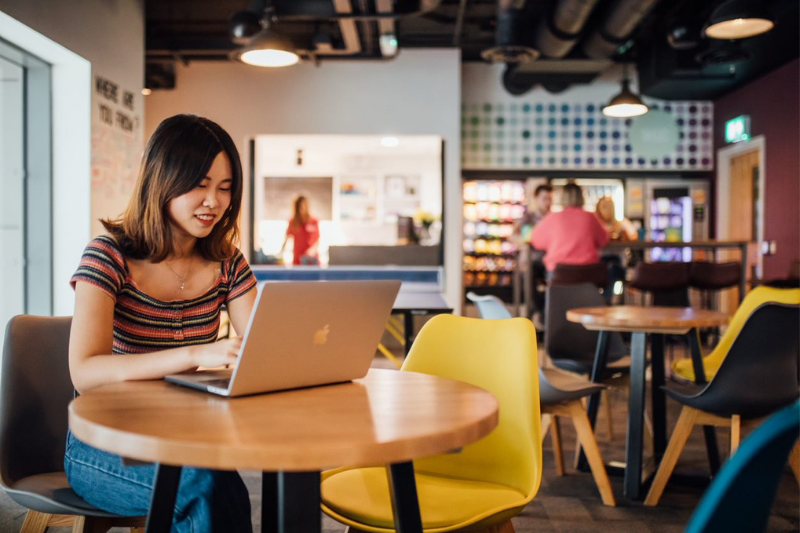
[201,378,231,389]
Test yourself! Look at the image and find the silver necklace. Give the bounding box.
[164,257,193,290]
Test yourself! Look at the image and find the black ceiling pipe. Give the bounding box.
[482,0,540,63]
[582,0,661,59]
[533,0,603,59]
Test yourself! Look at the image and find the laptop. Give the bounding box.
[165,279,401,397]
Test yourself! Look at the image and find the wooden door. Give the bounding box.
[723,149,760,313]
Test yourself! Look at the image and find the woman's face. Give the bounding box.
[598,199,615,221]
[167,151,233,240]
[298,199,308,217]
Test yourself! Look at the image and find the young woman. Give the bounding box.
[66,114,257,532]
[281,195,320,265]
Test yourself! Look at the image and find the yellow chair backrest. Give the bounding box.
[400,315,542,497]
[705,286,800,374]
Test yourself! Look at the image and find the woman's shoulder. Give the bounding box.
[221,247,250,272]
[84,234,126,265]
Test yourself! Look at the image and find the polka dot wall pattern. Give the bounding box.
[460,100,713,170]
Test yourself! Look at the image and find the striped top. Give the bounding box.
[70,235,256,355]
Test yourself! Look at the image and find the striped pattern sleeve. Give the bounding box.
[225,248,257,302]
[70,235,126,301]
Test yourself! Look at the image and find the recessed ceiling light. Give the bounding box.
[381,137,400,147]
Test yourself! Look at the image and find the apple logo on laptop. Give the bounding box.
[313,324,330,346]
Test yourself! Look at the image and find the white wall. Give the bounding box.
[145,50,463,310]
[0,2,145,315]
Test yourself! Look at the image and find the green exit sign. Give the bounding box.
[725,115,750,143]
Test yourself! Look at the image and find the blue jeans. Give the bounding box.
[64,431,252,532]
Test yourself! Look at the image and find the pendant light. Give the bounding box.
[232,6,299,67]
[703,0,775,40]
[602,63,648,118]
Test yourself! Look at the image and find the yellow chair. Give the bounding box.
[672,286,800,381]
[321,315,542,533]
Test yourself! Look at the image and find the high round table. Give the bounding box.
[69,369,499,533]
[567,305,729,499]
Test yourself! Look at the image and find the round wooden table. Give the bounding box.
[567,306,728,500]
[69,369,499,533]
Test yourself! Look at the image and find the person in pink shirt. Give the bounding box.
[530,182,609,273]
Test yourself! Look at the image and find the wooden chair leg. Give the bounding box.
[540,413,552,442]
[644,406,698,506]
[643,409,655,457]
[551,415,565,476]
[567,401,616,506]
[20,510,51,533]
[730,415,742,455]
[602,389,613,441]
[788,441,800,484]
[470,520,516,533]
[74,516,114,533]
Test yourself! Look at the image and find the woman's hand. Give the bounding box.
[191,337,242,369]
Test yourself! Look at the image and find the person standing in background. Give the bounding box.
[513,183,552,329]
[595,196,637,241]
[514,183,553,242]
[595,195,636,301]
[281,195,320,266]
[531,182,609,273]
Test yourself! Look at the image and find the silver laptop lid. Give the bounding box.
[227,279,401,397]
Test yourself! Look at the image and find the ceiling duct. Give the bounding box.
[482,0,540,63]
[582,0,661,59]
[502,58,612,95]
[533,0,603,59]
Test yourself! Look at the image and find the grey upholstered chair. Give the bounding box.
[0,315,145,533]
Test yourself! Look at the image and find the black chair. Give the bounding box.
[644,303,800,506]
[544,283,632,443]
[551,263,608,290]
[0,316,145,533]
[630,262,691,307]
[544,283,628,377]
[689,261,742,308]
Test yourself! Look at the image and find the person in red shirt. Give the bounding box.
[281,195,320,265]
[530,182,609,273]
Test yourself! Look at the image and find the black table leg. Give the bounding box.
[687,329,721,475]
[650,334,667,461]
[261,472,278,533]
[277,471,321,533]
[386,462,423,533]
[404,312,414,355]
[577,330,609,471]
[625,332,647,500]
[145,464,182,533]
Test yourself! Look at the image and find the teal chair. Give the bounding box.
[685,399,800,533]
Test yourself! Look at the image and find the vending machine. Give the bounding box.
[626,178,711,262]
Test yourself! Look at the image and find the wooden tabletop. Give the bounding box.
[69,369,498,472]
[567,305,729,334]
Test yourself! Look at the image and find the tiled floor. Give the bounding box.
[2,340,798,532]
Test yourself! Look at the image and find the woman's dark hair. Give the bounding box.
[102,114,243,262]
[291,195,309,228]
